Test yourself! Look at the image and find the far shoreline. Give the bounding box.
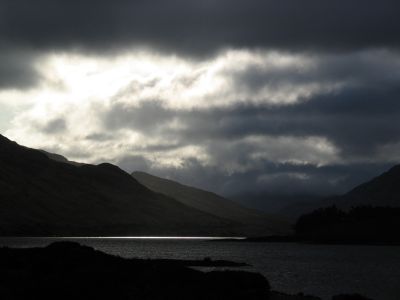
[1,235,400,246]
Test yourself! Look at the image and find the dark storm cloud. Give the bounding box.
[1,0,399,56]
[0,48,41,89]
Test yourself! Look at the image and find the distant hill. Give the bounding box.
[0,134,263,236]
[132,171,290,235]
[281,164,400,219]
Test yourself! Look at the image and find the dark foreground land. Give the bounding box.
[0,242,372,300]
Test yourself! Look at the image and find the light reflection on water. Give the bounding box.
[1,237,399,300]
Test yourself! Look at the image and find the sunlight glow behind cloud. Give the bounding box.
[5,49,341,166]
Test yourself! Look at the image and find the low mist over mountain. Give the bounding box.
[132,171,289,235]
[0,134,287,236]
[232,192,324,214]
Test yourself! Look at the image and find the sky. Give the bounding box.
[1,0,400,207]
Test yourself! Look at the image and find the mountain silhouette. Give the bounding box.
[132,171,290,236]
[0,134,285,236]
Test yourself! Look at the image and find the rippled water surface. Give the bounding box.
[1,237,399,300]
